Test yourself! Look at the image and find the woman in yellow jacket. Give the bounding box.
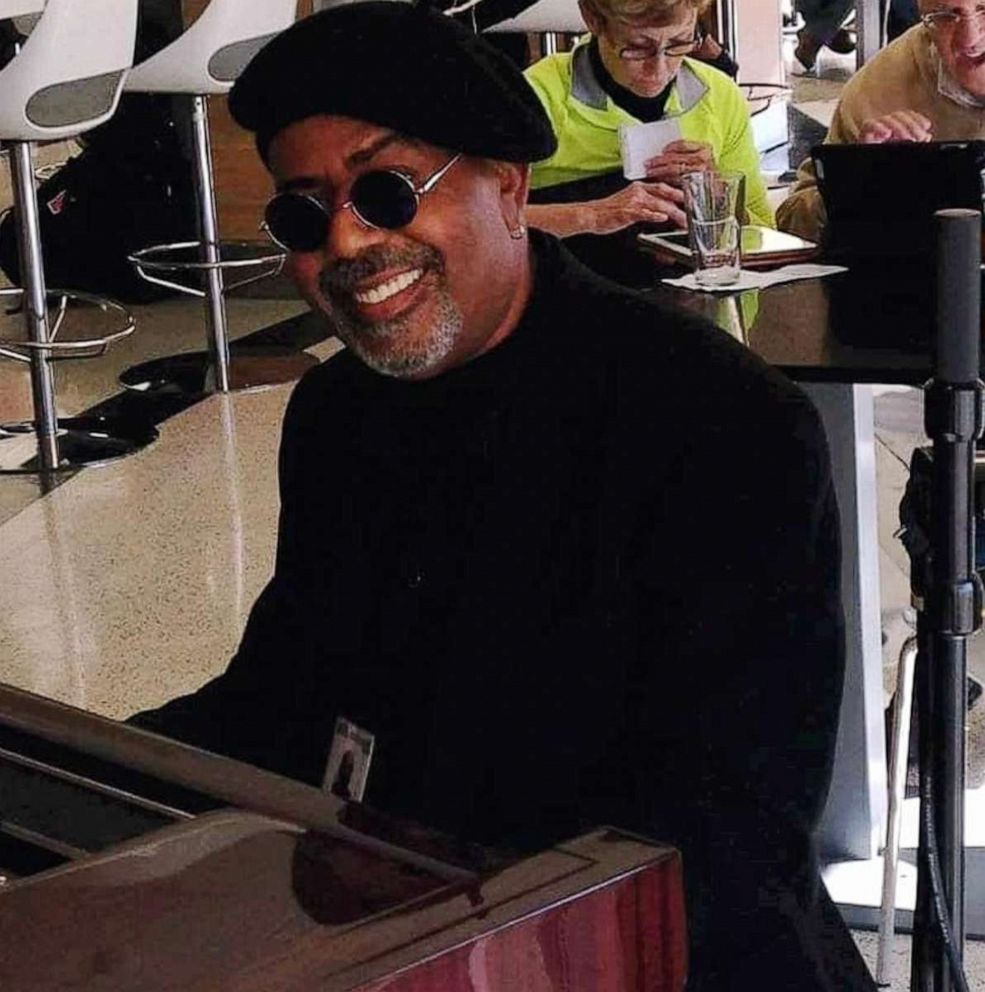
[524,0,773,238]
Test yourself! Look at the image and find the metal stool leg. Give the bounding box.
[9,140,59,472]
[876,633,918,987]
[119,94,318,397]
[0,142,156,474]
[191,94,230,394]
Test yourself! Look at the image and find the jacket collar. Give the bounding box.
[570,39,708,116]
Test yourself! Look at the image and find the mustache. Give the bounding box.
[318,244,441,297]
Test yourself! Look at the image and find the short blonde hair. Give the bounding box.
[584,0,711,25]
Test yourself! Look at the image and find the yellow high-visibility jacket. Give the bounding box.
[525,42,774,228]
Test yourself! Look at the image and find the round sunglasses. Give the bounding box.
[262,154,462,253]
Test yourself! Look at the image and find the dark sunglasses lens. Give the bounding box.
[350,170,418,229]
[265,195,328,252]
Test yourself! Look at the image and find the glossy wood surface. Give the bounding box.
[0,819,686,991]
[355,855,687,992]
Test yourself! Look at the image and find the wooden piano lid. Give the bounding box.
[0,812,686,992]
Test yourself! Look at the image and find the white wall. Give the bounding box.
[735,0,785,86]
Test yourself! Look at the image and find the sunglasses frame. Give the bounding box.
[262,153,463,252]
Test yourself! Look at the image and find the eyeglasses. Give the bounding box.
[616,26,704,62]
[262,154,462,253]
[921,4,985,30]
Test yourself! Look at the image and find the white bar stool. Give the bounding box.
[120,0,314,396]
[482,0,586,57]
[0,0,154,474]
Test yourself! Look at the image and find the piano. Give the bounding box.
[0,684,687,991]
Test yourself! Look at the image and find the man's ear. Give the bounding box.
[492,161,531,230]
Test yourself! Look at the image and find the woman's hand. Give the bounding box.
[859,111,933,144]
[644,139,715,186]
[588,181,687,233]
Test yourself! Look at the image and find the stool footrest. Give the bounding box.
[128,240,285,299]
[0,288,135,362]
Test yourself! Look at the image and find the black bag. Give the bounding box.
[0,4,196,304]
[0,96,198,304]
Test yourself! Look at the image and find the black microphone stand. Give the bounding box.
[910,209,983,992]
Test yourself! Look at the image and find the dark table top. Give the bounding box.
[560,227,949,386]
[646,272,935,386]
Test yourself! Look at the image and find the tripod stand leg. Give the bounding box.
[912,620,937,990]
[877,634,917,986]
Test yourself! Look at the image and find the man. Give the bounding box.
[778,0,985,241]
[132,4,873,989]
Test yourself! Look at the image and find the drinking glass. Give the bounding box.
[682,171,744,287]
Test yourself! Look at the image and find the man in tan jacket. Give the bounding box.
[778,1,985,241]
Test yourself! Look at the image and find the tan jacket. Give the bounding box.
[776,24,985,240]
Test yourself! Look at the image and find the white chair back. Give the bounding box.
[485,0,586,33]
[0,0,138,141]
[311,0,382,8]
[125,0,299,95]
[312,0,587,32]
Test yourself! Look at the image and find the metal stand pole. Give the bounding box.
[190,94,230,394]
[8,140,59,471]
[911,208,982,991]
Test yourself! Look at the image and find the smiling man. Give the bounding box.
[266,124,531,379]
[131,4,873,989]
[778,0,985,240]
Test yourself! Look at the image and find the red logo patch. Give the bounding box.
[46,190,68,216]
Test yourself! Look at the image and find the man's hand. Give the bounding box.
[859,111,933,144]
[644,140,715,186]
[589,181,687,233]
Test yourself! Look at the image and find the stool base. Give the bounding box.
[0,417,159,474]
[119,347,319,396]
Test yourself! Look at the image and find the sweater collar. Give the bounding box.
[927,34,985,108]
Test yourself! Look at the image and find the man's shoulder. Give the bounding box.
[838,24,932,113]
[282,348,370,435]
[539,244,821,441]
[542,241,788,375]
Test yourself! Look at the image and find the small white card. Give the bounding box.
[619,118,683,180]
[322,716,375,801]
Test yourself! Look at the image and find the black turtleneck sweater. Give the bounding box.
[133,232,874,991]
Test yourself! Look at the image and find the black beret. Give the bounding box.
[229,1,557,164]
